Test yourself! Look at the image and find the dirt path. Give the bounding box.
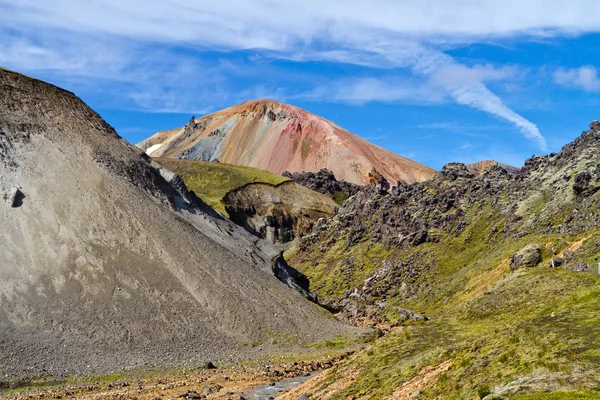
[386,360,452,399]
[557,234,593,258]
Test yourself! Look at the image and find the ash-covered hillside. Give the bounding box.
[0,68,363,379]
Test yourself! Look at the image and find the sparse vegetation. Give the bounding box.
[332,190,349,205]
[301,138,312,160]
[288,134,600,398]
[511,392,600,399]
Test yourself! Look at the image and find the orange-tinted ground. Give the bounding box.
[3,356,350,400]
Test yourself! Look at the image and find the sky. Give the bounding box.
[1,1,600,170]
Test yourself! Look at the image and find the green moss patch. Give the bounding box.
[154,158,289,215]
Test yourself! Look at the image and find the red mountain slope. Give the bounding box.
[467,160,520,176]
[138,99,435,185]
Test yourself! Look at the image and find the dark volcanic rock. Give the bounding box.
[5,187,24,207]
[467,160,520,176]
[283,169,360,204]
[573,171,599,197]
[434,162,474,181]
[292,121,600,326]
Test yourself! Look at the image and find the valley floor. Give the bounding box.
[1,353,350,400]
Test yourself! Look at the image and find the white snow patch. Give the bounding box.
[146,143,163,155]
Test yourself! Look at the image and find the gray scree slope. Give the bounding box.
[0,69,359,377]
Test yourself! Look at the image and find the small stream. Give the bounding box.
[243,373,315,399]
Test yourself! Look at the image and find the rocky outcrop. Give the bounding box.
[510,244,543,269]
[282,169,360,204]
[138,99,436,185]
[222,181,338,244]
[467,160,520,176]
[290,122,600,322]
[280,121,600,399]
[300,162,492,252]
[573,170,599,197]
[367,167,390,191]
[434,162,474,181]
[323,259,430,329]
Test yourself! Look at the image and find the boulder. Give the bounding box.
[5,187,24,207]
[510,244,542,270]
[573,262,590,272]
[549,257,564,268]
[435,163,474,181]
[573,171,598,197]
[199,361,216,369]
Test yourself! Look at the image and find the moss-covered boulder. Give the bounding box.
[510,244,543,269]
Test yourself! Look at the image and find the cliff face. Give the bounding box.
[223,180,339,244]
[138,99,435,185]
[0,69,361,377]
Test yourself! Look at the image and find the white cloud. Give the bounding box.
[0,37,122,77]
[301,45,545,149]
[554,66,600,92]
[3,0,594,149]
[429,64,521,87]
[3,0,600,48]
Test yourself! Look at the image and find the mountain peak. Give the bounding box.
[139,100,435,185]
[239,98,285,107]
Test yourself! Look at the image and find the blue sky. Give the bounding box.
[1,1,600,170]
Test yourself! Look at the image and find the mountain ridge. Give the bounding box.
[467,159,520,176]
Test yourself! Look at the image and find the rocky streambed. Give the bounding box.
[243,373,315,399]
[1,356,346,400]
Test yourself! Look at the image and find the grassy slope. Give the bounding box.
[323,234,600,399]
[511,392,600,399]
[290,189,600,398]
[153,158,289,215]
